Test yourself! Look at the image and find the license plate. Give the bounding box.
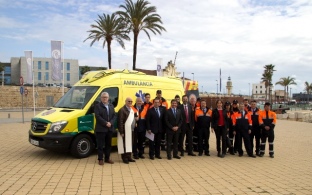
[30,139,39,146]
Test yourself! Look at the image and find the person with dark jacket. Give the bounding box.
[224,101,235,155]
[165,99,183,160]
[146,97,165,160]
[232,100,239,153]
[259,102,276,158]
[178,95,195,156]
[94,92,117,165]
[117,97,137,164]
[195,99,212,156]
[211,100,228,158]
[232,103,256,158]
[132,97,146,159]
[248,100,262,156]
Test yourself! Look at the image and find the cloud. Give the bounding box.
[0,0,311,94]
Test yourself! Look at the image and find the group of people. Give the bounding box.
[94,90,276,165]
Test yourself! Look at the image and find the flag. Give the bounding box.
[157,65,161,76]
[219,68,221,92]
[51,41,62,81]
[24,51,33,84]
[156,58,162,77]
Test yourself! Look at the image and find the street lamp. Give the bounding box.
[191,73,194,81]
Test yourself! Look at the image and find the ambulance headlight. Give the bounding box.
[49,121,68,133]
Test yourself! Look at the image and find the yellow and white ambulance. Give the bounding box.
[29,69,184,158]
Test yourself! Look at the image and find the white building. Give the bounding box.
[252,82,274,100]
[10,57,79,86]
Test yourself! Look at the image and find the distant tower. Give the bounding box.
[226,76,233,95]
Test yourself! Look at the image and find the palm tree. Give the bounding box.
[80,65,91,75]
[304,81,312,102]
[84,13,130,69]
[261,64,276,102]
[275,76,297,102]
[117,0,166,70]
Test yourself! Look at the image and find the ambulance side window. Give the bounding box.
[97,87,119,108]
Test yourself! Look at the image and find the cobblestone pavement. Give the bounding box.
[0,116,311,194]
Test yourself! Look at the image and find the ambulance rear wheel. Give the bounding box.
[70,134,94,158]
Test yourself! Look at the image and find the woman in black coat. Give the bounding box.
[211,100,229,158]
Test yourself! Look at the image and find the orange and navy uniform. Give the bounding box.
[248,107,261,127]
[232,110,253,155]
[259,110,276,130]
[195,107,212,129]
[132,104,147,132]
[232,111,252,132]
[244,104,251,113]
[259,109,276,156]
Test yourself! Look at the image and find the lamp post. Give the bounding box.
[290,87,292,101]
[216,80,218,95]
[191,73,194,81]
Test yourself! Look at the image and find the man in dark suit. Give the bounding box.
[94,92,117,165]
[165,99,183,160]
[146,97,165,160]
[178,95,196,156]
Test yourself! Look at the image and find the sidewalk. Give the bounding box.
[0,118,311,194]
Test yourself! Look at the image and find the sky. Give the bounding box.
[0,0,311,95]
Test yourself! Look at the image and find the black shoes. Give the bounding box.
[205,152,210,156]
[198,153,203,156]
[150,156,155,160]
[173,156,181,159]
[259,154,264,157]
[217,152,221,157]
[133,156,139,159]
[123,159,129,164]
[180,151,184,156]
[270,154,274,158]
[128,159,136,162]
[248,154,257,158]
[188,153,196,156]
[167,156,172,160]
[156,156,162,159]
[139,155,145,159]
[220,154,225,158]
[239,153,243,157]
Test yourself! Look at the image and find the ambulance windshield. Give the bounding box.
[54,86,99,109]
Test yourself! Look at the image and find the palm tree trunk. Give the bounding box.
[107,40,112,69]
[133,32,139,70]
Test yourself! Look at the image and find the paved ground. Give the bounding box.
[0,111,312,195]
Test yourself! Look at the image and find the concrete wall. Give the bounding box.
[0,86,69,109]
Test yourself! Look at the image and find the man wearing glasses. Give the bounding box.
[117,97,138,164]
[94,92,117,166]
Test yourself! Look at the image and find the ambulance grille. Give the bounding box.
[31,120,48,133]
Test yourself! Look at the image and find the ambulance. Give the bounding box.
[28,69,184,158]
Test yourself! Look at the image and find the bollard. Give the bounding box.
[8,113,10,118]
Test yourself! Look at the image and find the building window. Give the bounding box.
[256,91,258,94]
[38,61,41,70]
[4,66,11,74]
[67,73,70,81]
[45,72,49,81]
[66,62,70,71]
[256,86,257,89]
[38,72,41,81]
[260,90,262,94]
[260,86,262,89]
[45,62,49,70]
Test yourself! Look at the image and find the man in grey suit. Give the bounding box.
[94,92,117,165]
[165,99,183,160]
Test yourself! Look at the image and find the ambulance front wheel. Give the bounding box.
[70,134,94,158]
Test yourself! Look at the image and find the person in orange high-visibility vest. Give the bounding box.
[195,99,212,156]
[259,102,276,158]
[132,97,147,159]
[232,103,256,158]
